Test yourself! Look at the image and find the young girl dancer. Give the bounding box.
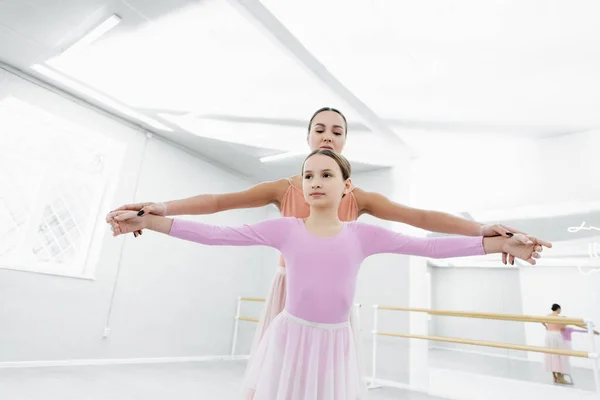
[561,326,599,385]
[107,107,534,367]
[543,304,599,384]
[109,149,550,400]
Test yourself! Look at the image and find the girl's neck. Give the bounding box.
[304,207,344,238]
[305,206,341,226]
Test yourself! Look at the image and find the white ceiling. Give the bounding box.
[263,0,600,126]
[1,0,599,182]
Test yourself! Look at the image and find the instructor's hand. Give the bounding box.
[106,202,167,238]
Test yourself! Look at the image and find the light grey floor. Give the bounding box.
[4,350,592,399]
[430,347,596,392]
[0,360,448,400]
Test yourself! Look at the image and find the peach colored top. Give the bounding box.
[546,314,567,332]
[278,179,359,266]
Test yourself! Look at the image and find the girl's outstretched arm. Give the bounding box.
[111,212,290,249]
[355,189,531,264]
[355,222,551,264]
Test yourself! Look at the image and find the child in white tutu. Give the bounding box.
[109,149,551,400]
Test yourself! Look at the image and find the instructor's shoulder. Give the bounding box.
[253,178,291,206]
[350,186,371,215]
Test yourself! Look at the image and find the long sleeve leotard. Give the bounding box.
[169,217,486,323]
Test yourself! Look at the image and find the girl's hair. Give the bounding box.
[307,107,348,135]
[551,303,561,311]
[302,149,352,181]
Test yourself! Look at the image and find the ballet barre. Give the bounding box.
[377,332,590,358]
[231,296,265,357]
[370,305,600,393]
[237,297,266,303]
[238,317,260,323]
[376,305,587,326]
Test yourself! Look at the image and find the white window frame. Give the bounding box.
[0,94,125,279]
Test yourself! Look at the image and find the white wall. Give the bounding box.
[0,69,273,363]
[428,266,527,358]
[410,134,541,212]
[411,131,600,214]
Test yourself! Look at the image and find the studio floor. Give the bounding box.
[0,359,447,400]
[1,350,595,399]
[429,347,595,392]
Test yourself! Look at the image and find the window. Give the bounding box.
[0,96,123,278]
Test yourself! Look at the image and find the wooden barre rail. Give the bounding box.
[377,306,586,326]
[239,297,265,302]
[238,317,259,323]
[376,332,592,358]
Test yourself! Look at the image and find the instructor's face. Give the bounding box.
[307,111,347,154]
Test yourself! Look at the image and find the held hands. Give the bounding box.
[481,223,530,265]
[105,202,166,237]
[500,233,552,265]
[105,201,167,220]
[107,211,148,237]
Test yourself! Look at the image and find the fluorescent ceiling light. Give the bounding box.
[31,64,172,132]
[259,139,399,166]
[259,149,397,166]
[158,113,305,150]
[260,152,306,163]
[62,14,122,56]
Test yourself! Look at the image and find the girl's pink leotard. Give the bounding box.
[278,179,359,267]
[170,217,486,324]
[562,327,587,341]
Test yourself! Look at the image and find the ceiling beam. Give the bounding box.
[226,0,413,159]
[188,113,591,138]
[0,61,256,180]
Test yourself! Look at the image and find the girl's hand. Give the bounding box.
[481,224,528,265]
[108,211,147,237]
[106,202,167,238]
[501,234,552,265]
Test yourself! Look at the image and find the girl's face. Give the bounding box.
[302,154,351,208]
[307,111,347,153]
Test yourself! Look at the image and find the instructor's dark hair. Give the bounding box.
[307,107,348,136]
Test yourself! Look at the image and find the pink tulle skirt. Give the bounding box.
[545,331,571,373]
[244,266,367,399]
[243,310,366,399]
